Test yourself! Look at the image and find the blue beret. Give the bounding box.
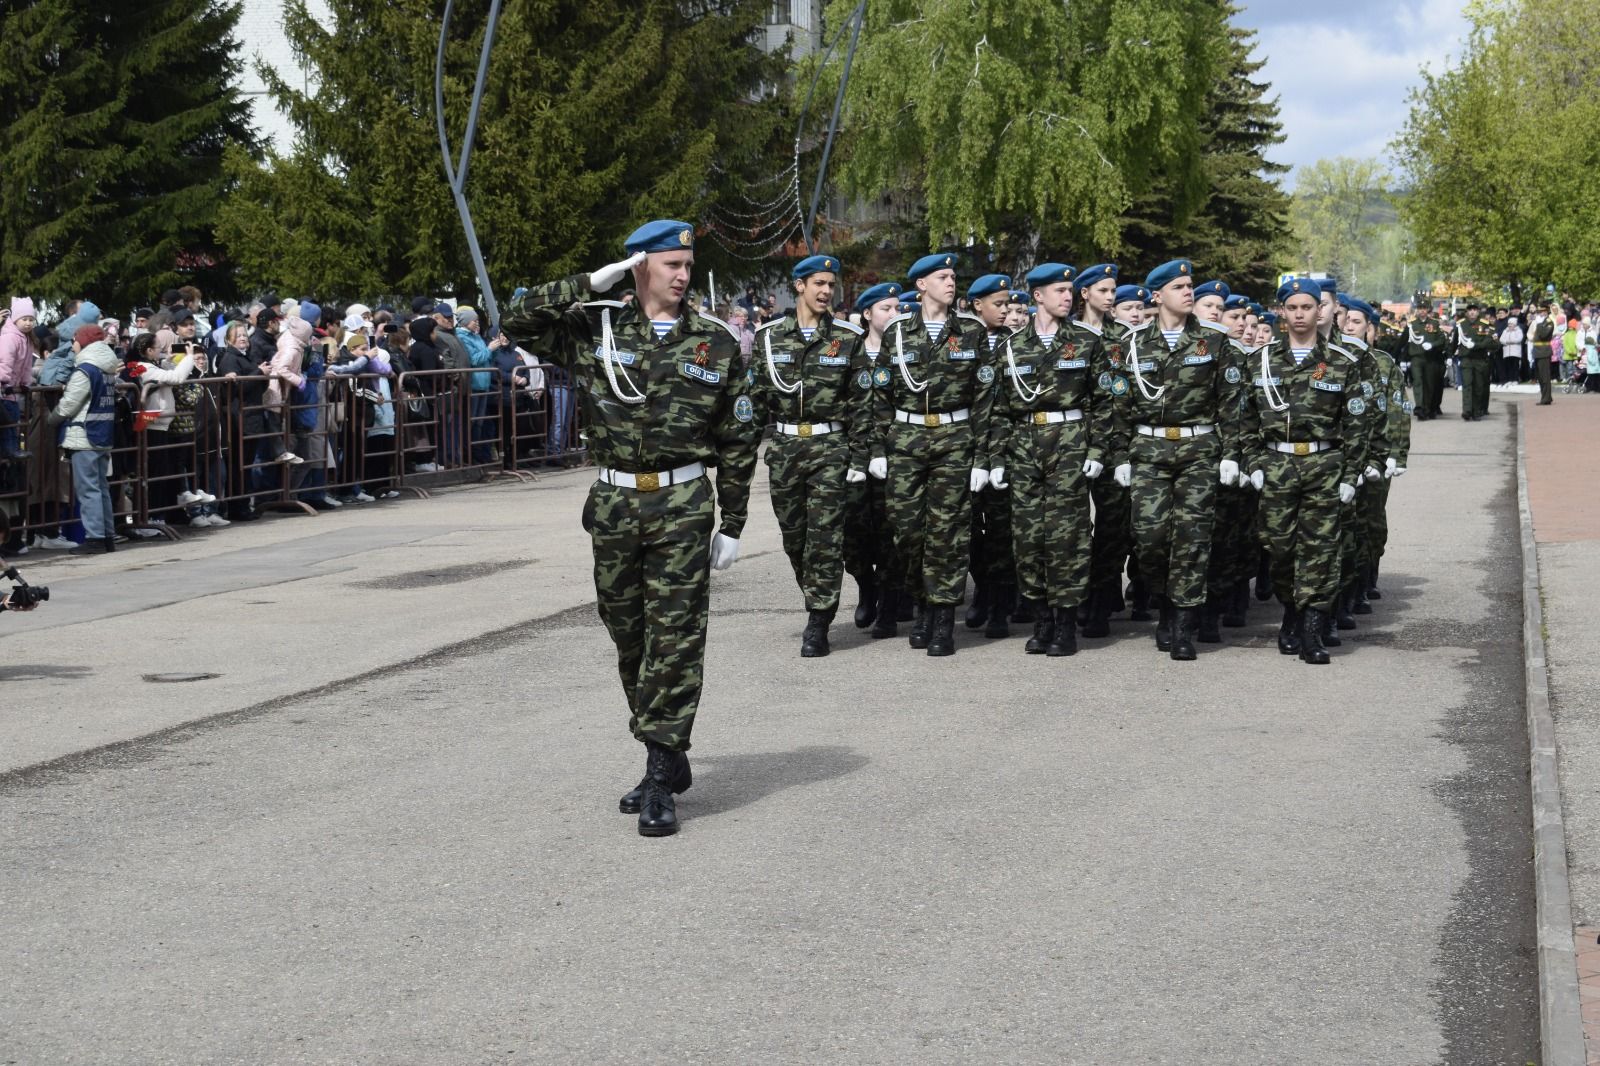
[967,274,1012,301]
[793,254,842,280]
[1316,277,1338,294]
[907,252,959,283]
[1246,301,1264,316]
[1073,263,1118,290]
[1224,295,1250,311]
[1024,262,1074,289]
[1145,259,1193,291]
[1345,298,1378,323]
[853,282,901,314]
[1009,290,1031,305]
[1335,292,1354,310]
[1262,312,1280,326]
[1114,284,1150,306]
[624,219,695,254]
[1276,277,1319,303]
[1193,280,1230,302]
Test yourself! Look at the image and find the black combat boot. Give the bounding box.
[1198,600,1223,643]
[1255,552,1274,600]
[1024,601,1053,654]
[1221,580,1249,628]
[1352,574,1372,615]
[1080,589,1111,638]
[1335,584,1358,630]
[1045,607,1078,657]
[800,609,833,658]
[1277,604,1302,655]
[1299,607,1331,664]
[985,582,1013,639]
[620,744,692,815]
[852,575,877,629]
[871,587,899,639]
[1012,597,1036,624]
[964,580,989,629]
[1170,607,1198,661]
[1321,609,1342,647]
[1155,601,1175,652]
[1367,562,1382,600]
[909,600,931,649]
[1129,577,1153,621]
[897,595,914,622]
[927,606,956,657]
[637,742,684,836]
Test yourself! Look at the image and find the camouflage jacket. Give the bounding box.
[1337,334,1389,472]
[1452,317,1498,361]
[1109,315,1243,465]
[873,309,997,463]
[1405,315,1451,361]
[1371,344,1412,467]
[1238,336,1368,487]
[501,276,761,537]
[985,316,1116,468]
[749,311,873,468]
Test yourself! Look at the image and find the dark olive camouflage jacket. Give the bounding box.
[983,316,1118,469]
[1238,336,1368,487]
[1107,315,1244,467]
[871,309,997,465]
[749,311,874,469]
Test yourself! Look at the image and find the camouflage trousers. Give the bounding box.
[1359,476,1391,570]
[1089,477,1136,603]
[969,486,1014,583]
[586,476,714,752]
[1206,486,1258,600]
[1257,449,1344,611]
[1337,479,1370,589]
[844,475,900,589]
[1129,432,1219,609]
[886,421,974,606]
[766,431,850,613]
[1009,418,1091,607]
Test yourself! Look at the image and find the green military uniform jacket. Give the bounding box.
[1239,336,1367,487]
[1453,317,1498,362]
[874,309,996,462]
[501,276,761,537]
[750,311,873,469]
[1338,333,1389,474]
[980,317,1112,469]
[1109,315,1243,467]
[1405,314,1450,362]
[1371,344,1412,467]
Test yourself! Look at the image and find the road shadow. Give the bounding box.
[0,664,92,681]
[687,744,869,820]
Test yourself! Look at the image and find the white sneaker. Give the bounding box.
[381,489,401,499]
[176,490,203,506]
[36,535,77,550]
[323,496,343,508]
[353,491,375,503]
[129,527,161,539]
[196,490,217,504]
[277,451,305,464]
[205,514,231,527]
[8,543,29,555]
[414,462,438,472]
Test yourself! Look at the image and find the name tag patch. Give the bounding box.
[948,349,976,361]
[1055,358,1087,370]
[768,352,793,364]
[1137,361,1157,372]
[1253,376,1282,386]
[1007,364,1036,376]
[596,347,637,366]
[1311,379,1343,392]
[681,363,721,384]
[816,354,849,367]
[1182,354,1214,366]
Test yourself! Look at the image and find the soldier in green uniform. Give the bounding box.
[502,219,760,838]
[984,262,1115,656]
[1346,299,1410,608]
[1454,304,1497,421]
[750,254,871,658]
[1110,259,1243,661]
[1329,293,1389,635]
[964,274,1020,640]
[1191,278,1248,643]
[1406,304,1451,419]
[842,282,905,637]
[1219,292,1264,628]
[1532,303,1556,405]
[876,253,994,656]
[1239,278,1367,664]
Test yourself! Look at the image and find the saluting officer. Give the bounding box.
[841,282,906,638]
[750,254,870,659]
[1109,259,1243,661]
[502,220,761,837]
[875,254,994,657]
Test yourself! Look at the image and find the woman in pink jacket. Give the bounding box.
[265,317,311,467]
[0,298,37,459]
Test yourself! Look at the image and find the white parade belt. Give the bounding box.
[1269,440,1336,456]
[895,407,971,427]
[1023,409,1084,425]
[775,421,843,437]
[1135,423,1215,440]
[596,462,707,492]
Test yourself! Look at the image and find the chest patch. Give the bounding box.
[733,395,754,422]
[948,349,977,361]
[1347,397,1366,415]
[768,351,794,364]
[1311,379,1344,392]
[1182,354,1214,366]
[1224,366,1242,384]
[1253,376,1282,386]
[681,362,721,385]
[856,369,872,390]
[596,347,638,366]
[872,367,891,387]
[1007,364,1036,376]
[817,354,850,367]
[1137,361,1157,372]
[1056,358,1087,370]
[976,365,996,384]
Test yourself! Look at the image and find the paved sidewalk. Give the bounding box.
[0,396,1538,1064]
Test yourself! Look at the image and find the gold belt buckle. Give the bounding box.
[1164,427,1182,441]
[1033,411,1050,426]
[1293,442,1310,456]
[925,413,941,427]
[635,471,661,492]
[798,422,813,438]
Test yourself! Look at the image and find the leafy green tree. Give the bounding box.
[1288,156,1391,285]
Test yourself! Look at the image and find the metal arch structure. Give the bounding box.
[436,0,504,331]
[794,1,866,255]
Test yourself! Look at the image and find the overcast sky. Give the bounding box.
[1238,0,1469,179]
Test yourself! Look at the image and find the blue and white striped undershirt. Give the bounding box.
[1290,347,1313,365]
[650,320,676,339]
[1037,331,1056,347]
[1162,329,1183,351]
[926,321,945,342]
[799,326,816,342]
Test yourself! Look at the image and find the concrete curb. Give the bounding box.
[1515,401,1588,1064]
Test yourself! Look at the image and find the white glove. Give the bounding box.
[845,468,867,483]
[1390,464,1406,478]
[1113,463,1132,487]
[1356,474,1365,487]
[988,466,1008,490]
[867,457,887,480]
[1338,483,1357,505]
[1384,458,1398,479]
[589,250,648,292]
[709,533,740,571]
[969,468,990,492]
[1249,469,1264,492]
[1364,465,1382,482]
[1082,459,1104,480]
[1219,459,1240,486]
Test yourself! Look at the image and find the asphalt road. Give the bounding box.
[0,388,1537,1065]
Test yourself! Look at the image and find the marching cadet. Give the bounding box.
[1347,298,1410,608]
[965,273,1021,639]
[985,262,1113,656]
[1238,277,1367,665]
[502,219,761,837]
[1454,303,1497,421]
[1327,293,1388,638]
[1113,283,1150,328]
[1004,290,1031,332]
[876,253,994,657]
[1406,304,1451,419]
[1073,265,1145,637]
[842,282,906,639]
[1191,278,1247,643]
[1110,259,1243,661]
[750,254,871,658]
[1220,291,1264,628]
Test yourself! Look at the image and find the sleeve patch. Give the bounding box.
[1347,397,1366,415]
[733,395,755,423]
[1224,366,1242,384]
[976,365,995,384]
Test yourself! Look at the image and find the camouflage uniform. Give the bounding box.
[1240,336,1366,610]
[1080,318,1141,616]
[1333,333,1388,615]
[1406,312,1451,418]
[502,278,760,752]
[750,312,871,614]
[1205,333,1259,614]
[985,318,1114,609]
[876,310,994,607]
[1454,316,1497,419]
[1112,316,1242,609]
[843,338,901,601]
[1360,345,1413,576]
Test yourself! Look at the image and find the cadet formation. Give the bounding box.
[503,219,1436,837]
